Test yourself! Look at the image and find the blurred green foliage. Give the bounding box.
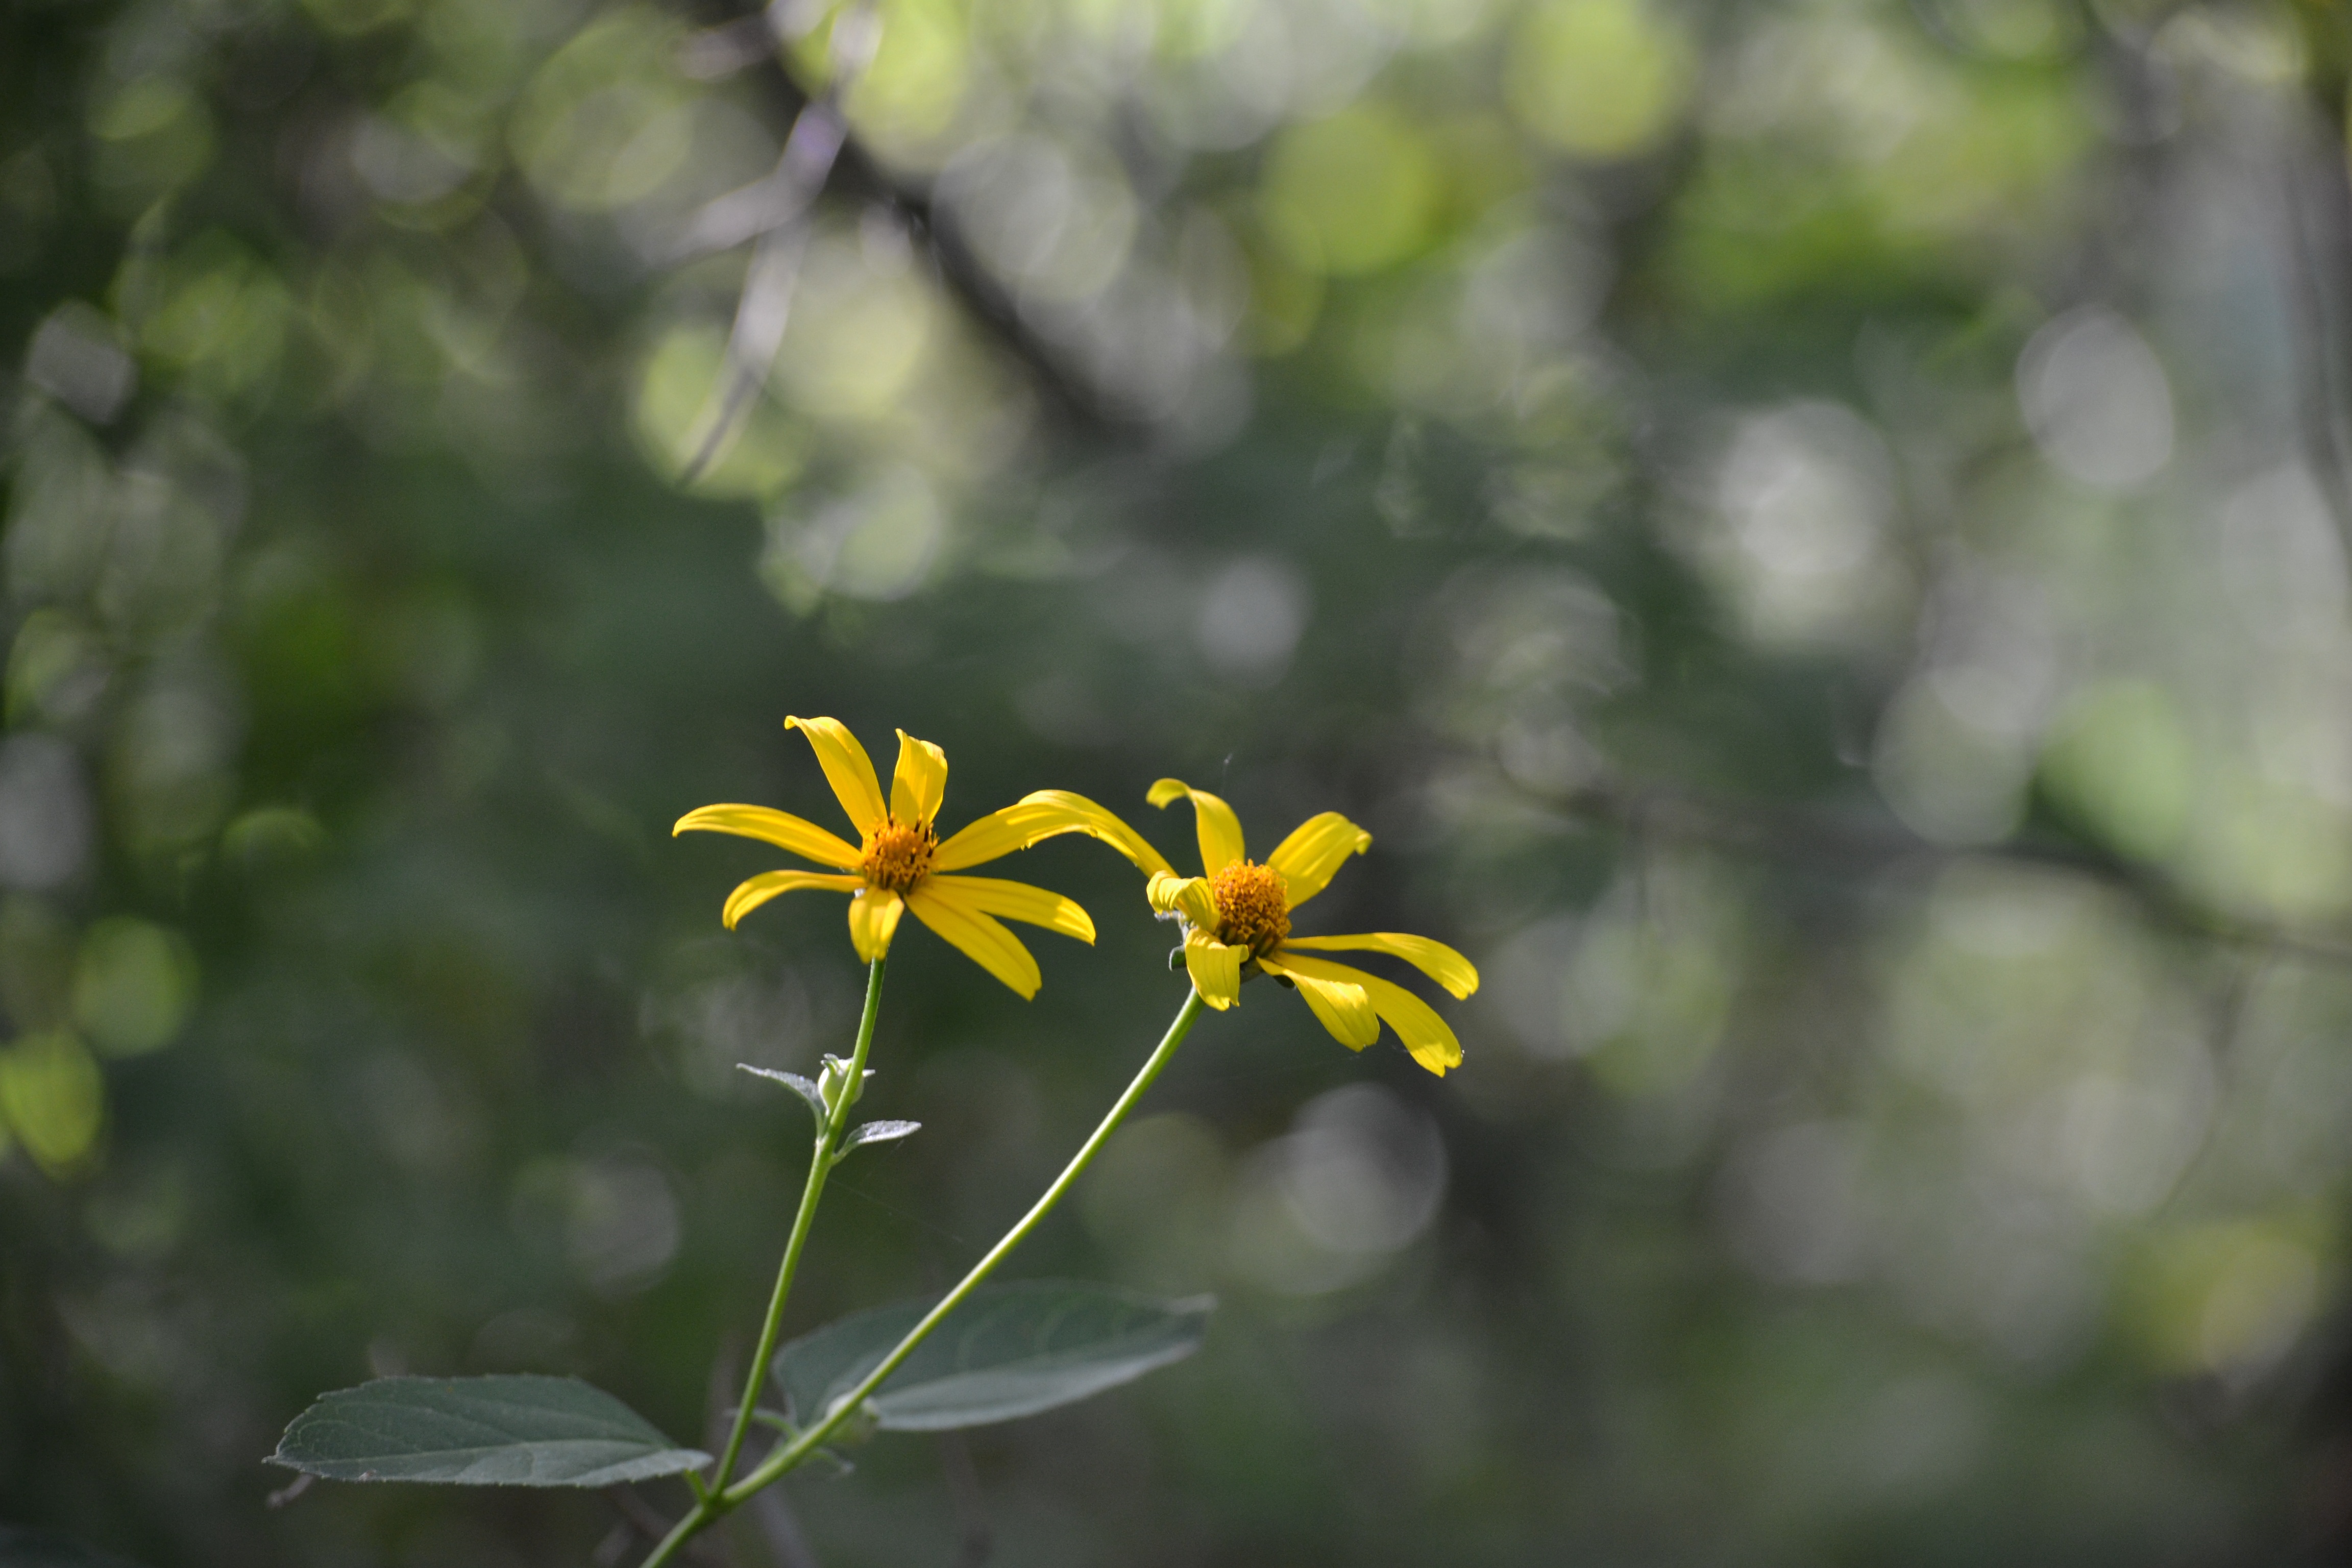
[9,0,2352,1562]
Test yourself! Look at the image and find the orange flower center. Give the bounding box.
[1211,860,1290,955]
[861,818,936,894]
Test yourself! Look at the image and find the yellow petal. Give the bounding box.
[1147,871,1220,930]
[1270,952,1463,1075]
[722,870,861,929]
[674,804,864,869]
[927,804,1030,870]
[905,885,1043,997]
[934,790,1172,876]
[1261,955,1379,1047]
[847,887,904,962]
[890,729,948,827]
[1146,778,1245,874]
[1279,933,1479,999]
[1183,930,1245,1010]
[1016,792,1173,875]
[924,875,1095,943]
[1265,812,1371,907]
[786,716,886,837]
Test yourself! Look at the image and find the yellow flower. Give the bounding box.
[674,717,1118,998]
[1099,777,1478,1076]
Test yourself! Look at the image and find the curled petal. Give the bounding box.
[1279,932,1479,999]
[1183,930,1246,1010]
[924,875,1095,943]
[1021,791,1174,876]
[674,804,863,869]
[906,885,1043,997]
[934,790,1171,875]
[1260,954,1379,1047]
[1268,952,1463,1076]
[1148,872,1219,930]
[787,716,886,837]
[1265,812,1371,908]
[847,888,904,963]
[722,870,861,929]
[890,730,948,828]
[1146,778,1245,875]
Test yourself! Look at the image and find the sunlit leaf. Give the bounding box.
[835,1118,919,1158]
[268,1376,710,1486]
[776,1280,1212,1433]
[740,1063,828,1126]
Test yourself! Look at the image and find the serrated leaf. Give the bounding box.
[776,1280,1212,1433]
[739,1064,827,1125]
[0,1525,148,1568]
[835,1119,919,1158]
[267,1376,711,1487]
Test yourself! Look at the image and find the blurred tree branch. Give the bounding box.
[2279,102,2352,543]
[1520,770,2352,968]
[672,3,874,483]
[2287,0,2352,546]
[674,0,1134,442]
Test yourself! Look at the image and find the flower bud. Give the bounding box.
[816,1054,869,1116]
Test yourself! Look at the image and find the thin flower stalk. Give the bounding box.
[636,985,1209,1567]
[706,955,887,1496]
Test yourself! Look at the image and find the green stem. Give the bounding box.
[713,956,887,1491]
[637,957,890,1568]
[636,1506,705,1568]
[716,985,1207,1509]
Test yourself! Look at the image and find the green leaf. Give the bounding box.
[834,1118,919,1160]
[267,1375,711,1486]
[739,1063,827,1126]
[776,1280,1212,1433]
[0,1525,148,1568]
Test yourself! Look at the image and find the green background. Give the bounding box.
[7,0,2352,1561]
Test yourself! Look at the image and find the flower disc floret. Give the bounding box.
[861,818,936,893]
[1210,860,1289,954]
